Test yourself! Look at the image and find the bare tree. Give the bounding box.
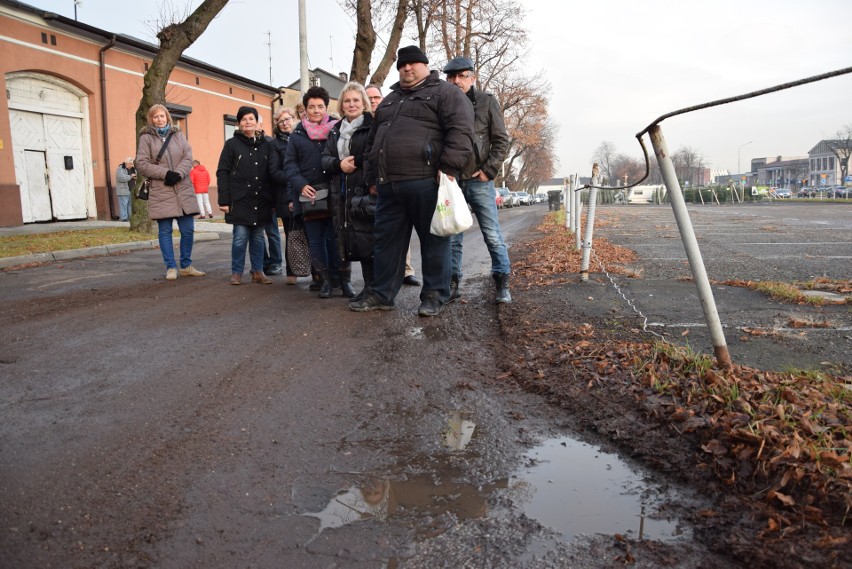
[346,0,410,85]
[672,146,705,188]
[131,0,230,231]
[592,141,617,185]
[824,124,852,185]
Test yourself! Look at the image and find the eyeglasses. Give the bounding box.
[277,116,293,124]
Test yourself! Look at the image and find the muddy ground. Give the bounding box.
[0,202,849,568]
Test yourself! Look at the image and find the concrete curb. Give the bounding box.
[0,232,223,269]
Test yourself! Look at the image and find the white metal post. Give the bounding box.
[649,125,731,369]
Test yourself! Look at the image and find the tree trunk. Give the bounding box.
[349,0,376,84]
[131,0,230,232]
[368,0,409,87]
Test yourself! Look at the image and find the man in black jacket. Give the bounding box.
[443,56,512,304]
[350,45,474,317]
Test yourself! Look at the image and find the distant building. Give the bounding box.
[807,140,846,188]
[285,68,348,116]
[756,156,808,190]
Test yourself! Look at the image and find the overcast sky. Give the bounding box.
[37,0,852,178]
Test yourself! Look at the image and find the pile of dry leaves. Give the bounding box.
[499,213,851,563]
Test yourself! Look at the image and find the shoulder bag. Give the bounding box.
[299,182,331,220]
[137,132,174,200]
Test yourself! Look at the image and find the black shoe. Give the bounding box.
[349,293,395,312]
[418,294,443,317]
[448,275,461,302]
[403,275,422,286]
[265,264,283,276]
[341,282,356,298]
[494,273,512,304]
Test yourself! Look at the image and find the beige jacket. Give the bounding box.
[136,125,199,220]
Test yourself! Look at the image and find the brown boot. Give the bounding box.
[251,271,272,284]
[230,273,242,285]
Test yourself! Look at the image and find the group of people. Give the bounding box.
[135,44,512,315]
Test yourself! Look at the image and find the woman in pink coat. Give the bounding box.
[136,104,205,281]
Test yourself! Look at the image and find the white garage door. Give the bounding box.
[7,74,92,223]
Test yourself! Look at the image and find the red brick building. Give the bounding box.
[0,0,281,226]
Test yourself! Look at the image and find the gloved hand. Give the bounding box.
[164,170,181,186]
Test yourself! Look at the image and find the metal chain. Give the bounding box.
[590,248,667,340]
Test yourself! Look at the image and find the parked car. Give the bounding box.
[797,188,816,198]
[497,187,512,208]
[515,191,531,206]
[505,192,520,208]
[773,188,791,199]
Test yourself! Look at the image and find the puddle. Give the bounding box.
[508,436,686,541]
[304,412,495,538]
[444,411,475,450]
[406,325,448,341]
[304,472,506,538]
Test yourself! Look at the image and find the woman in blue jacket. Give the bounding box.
[283,87,340,298]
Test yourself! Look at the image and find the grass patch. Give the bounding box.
[0,228,157,258]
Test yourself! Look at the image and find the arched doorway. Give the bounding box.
[7,72,94,222]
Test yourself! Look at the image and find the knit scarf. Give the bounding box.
[156,126,171,138]
[301,114,336,141]
[336,115,364,159]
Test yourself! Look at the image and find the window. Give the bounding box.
[224,115,238,141]
[829,157,834,170]
[822,157,828,170]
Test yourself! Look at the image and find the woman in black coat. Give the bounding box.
[217,106,275,285]
[321,81,375,300]
[282,86,341,298]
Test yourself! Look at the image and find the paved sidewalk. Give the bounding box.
[0,219,231,269]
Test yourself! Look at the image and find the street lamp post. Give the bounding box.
[737,140,753,177]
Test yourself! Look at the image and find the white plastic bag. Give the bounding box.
[430,172,473,236]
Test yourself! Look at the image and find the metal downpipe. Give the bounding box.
[99,35,117,219]
[648,125,732,369]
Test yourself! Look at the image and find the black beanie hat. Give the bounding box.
[396,45,429,69]
[236,106,259,122]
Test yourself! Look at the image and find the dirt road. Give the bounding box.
[1,202,848,568]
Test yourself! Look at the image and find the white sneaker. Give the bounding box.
[165,268,178,280]
[179,266,206,277]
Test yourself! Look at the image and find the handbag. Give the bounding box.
[136,131,174,200]
[137,179,151,200]
[285,215,312,276]
[430,172,473,236]
[299,183,331,220]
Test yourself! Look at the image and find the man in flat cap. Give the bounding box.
[350,45,474,317]
[443,56,512,303]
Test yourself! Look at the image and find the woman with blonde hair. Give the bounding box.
[321,81,375,299]
[136,104,205,280]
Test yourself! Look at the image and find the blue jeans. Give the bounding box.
[372,178,451,305]
[118,195,131,221]
[157,215,195,270]
[263,210,283,267]
[303,216,339,273]
[232,224,266,273]
[451,179,511,278]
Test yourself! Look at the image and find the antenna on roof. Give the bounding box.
[74,0,81,21]
[267,31,272,85]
